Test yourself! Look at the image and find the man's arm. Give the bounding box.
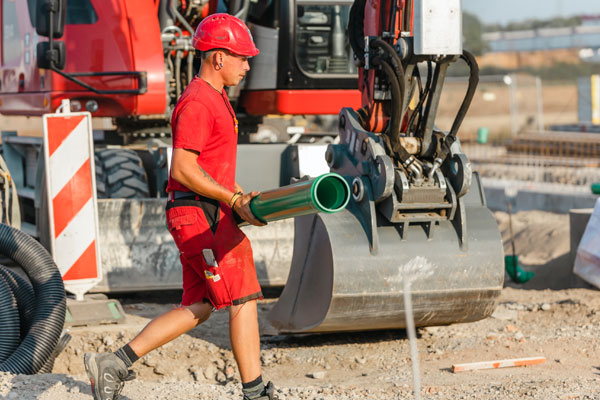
[170,148,265,226]
[234,182,244,194]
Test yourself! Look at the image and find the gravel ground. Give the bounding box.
[1,211,599,400]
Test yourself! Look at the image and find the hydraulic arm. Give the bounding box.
[267,0,504,333]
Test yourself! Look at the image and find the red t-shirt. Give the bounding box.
[167,77,238,194]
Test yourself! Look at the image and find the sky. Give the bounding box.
[462,0,600,25]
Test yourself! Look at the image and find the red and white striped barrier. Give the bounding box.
[43,100,101,301]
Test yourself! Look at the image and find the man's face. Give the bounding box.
[219,51,250,87]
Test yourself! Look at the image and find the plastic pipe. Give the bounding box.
[250,173,350,223]
[0,224,66,374]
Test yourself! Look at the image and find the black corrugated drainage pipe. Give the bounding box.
[0,275,20,361]
[0,224,66,374]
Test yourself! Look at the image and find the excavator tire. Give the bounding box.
[94,149,150,199]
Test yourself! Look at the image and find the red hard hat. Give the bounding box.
[192,13,259,57]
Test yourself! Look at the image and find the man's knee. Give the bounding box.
[229,299,257,320]
[183,301,212,325]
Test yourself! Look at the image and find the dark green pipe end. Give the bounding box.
[249,173,350,223]
[311,173,350,213]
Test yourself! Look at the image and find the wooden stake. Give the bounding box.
[452,356,546,373]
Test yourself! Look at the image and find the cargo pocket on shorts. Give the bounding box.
[166,210,197,243]
[200,249,233,309]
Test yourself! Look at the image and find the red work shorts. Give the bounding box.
[166,196,263,310]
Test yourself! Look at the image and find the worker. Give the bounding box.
[83,13,275,400]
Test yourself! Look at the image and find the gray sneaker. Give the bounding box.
[243,381,276,400]
[84,352,136,400]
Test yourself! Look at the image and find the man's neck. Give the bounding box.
[199,70,224,93]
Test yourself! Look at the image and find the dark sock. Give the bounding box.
[242,375,265,399]
[114,344,139,368]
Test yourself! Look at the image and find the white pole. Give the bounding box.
[509,74,519,137]
[536,76,544,132]
[404,278,421,400]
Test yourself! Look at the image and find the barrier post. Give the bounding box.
[42,99,101,301]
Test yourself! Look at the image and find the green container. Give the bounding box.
[592,182,600,195]
[477,127,489,144]
[250,173,350,223]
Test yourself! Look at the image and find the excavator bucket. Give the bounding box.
[92,199,295,292]
[267,174,504,333]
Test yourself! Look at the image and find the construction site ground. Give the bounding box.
[1,210,599,400]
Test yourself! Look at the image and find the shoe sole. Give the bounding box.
[83,353,102,400]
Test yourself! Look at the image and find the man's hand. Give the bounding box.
[233,191,267,227]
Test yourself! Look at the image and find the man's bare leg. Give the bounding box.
[129,301,213,357]
[84,301,213,400]
[229,300,262,383]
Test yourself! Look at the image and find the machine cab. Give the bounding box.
[241,0,360,115]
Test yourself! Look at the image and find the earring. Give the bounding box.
[219,63,224,68]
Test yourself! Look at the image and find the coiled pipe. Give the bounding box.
[0,224,66,374]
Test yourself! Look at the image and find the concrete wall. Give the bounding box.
[483,179,599,213]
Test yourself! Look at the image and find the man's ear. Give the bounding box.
[215,50,225,65]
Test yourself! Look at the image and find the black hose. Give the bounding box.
[0,276,20,362]
[0,265,59,373]
[0,266,35,339]
[404,0,413,33]
[372,57,414,165]
[448,50,479,140]
[371,39,404,85]
[370,39,406,123]
[372,57,401,138]
[0,224,66,374]
[408,62,432,136]
[419,61,442,139]
[438,50,479,162]
[348,0,366,64]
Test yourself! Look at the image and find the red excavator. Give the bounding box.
[0,0,503,333]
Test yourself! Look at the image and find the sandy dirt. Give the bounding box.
[1,211,599,400]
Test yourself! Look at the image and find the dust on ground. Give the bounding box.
[1,210,598,400]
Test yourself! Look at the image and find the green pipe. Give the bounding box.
[250,173,350,223]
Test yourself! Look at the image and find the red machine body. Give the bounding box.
[358,0,412,133]
[0,0,360,122]
[1,0,167,117]
[243,90,361,115]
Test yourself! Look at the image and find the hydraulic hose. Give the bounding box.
[372,57,402,140]
[371,39,406,117]
[404,0,413,33]
[438,50,479,161]
[448,50,479,140]
[407,62,432,136]
[348,0,366,64]
[371,57,417,174]
[0,224,66,374]
[249,173,350,223]
[170,0,194,35]
[371,39,405,89]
